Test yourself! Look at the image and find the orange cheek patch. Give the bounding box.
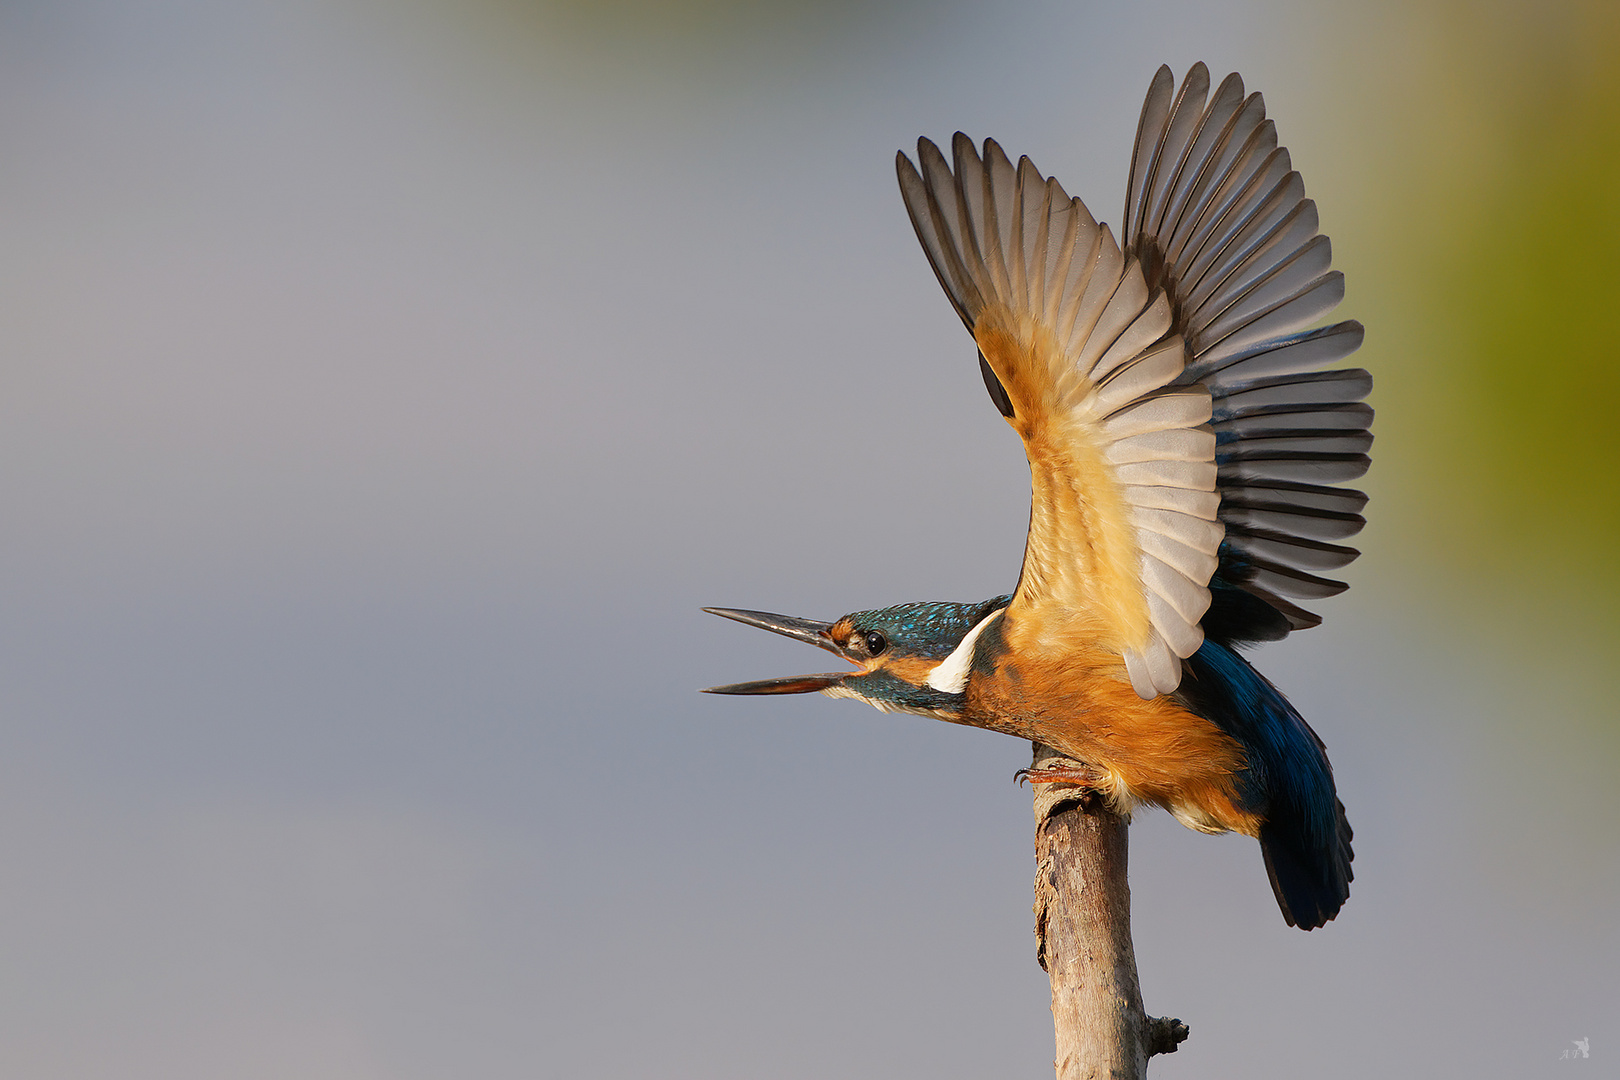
[876,655,942,683]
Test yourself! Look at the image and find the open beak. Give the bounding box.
[700,607,852,695]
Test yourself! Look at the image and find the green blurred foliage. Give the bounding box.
[1343,0,1620,622]
[404,0,935,83]
[1293,0,1620,753]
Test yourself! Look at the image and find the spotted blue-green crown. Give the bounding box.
[843,595,1011,657]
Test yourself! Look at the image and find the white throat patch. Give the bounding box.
[924,608,1004,694]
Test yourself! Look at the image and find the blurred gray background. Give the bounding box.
[1,0,1615,1076]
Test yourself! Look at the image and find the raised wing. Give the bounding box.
[1124,64,1371,641]
[897,135,1220,698]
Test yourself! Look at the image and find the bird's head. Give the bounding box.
[702,595,1011,718]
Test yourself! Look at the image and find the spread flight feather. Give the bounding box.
[898,134,1218,697]
[1126,64,1370,634]
[896,63,1368,699]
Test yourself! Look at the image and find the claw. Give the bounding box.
[1015,763,1102,789]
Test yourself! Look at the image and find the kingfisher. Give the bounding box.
[704,64,1368,930]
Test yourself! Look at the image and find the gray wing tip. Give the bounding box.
[896,147,920,184]
[1215,69,1246,99]
[1176,62,1212,105]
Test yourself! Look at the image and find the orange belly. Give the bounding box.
[965,638,1262,836]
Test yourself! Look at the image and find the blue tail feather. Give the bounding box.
[1179,640,1353,929]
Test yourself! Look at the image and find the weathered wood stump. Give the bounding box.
[1031,742,1189,1078]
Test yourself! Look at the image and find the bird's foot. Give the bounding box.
[1014,763,1103,790]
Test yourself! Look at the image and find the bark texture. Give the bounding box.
[1031,742,1188,1078]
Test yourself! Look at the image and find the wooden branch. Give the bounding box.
[1031,742,1189,1078]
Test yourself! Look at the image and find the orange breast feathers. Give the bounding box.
[970,615,1261,837]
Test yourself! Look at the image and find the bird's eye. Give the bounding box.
[863,631,888,656]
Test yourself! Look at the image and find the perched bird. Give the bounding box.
[704,64,1368,930]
